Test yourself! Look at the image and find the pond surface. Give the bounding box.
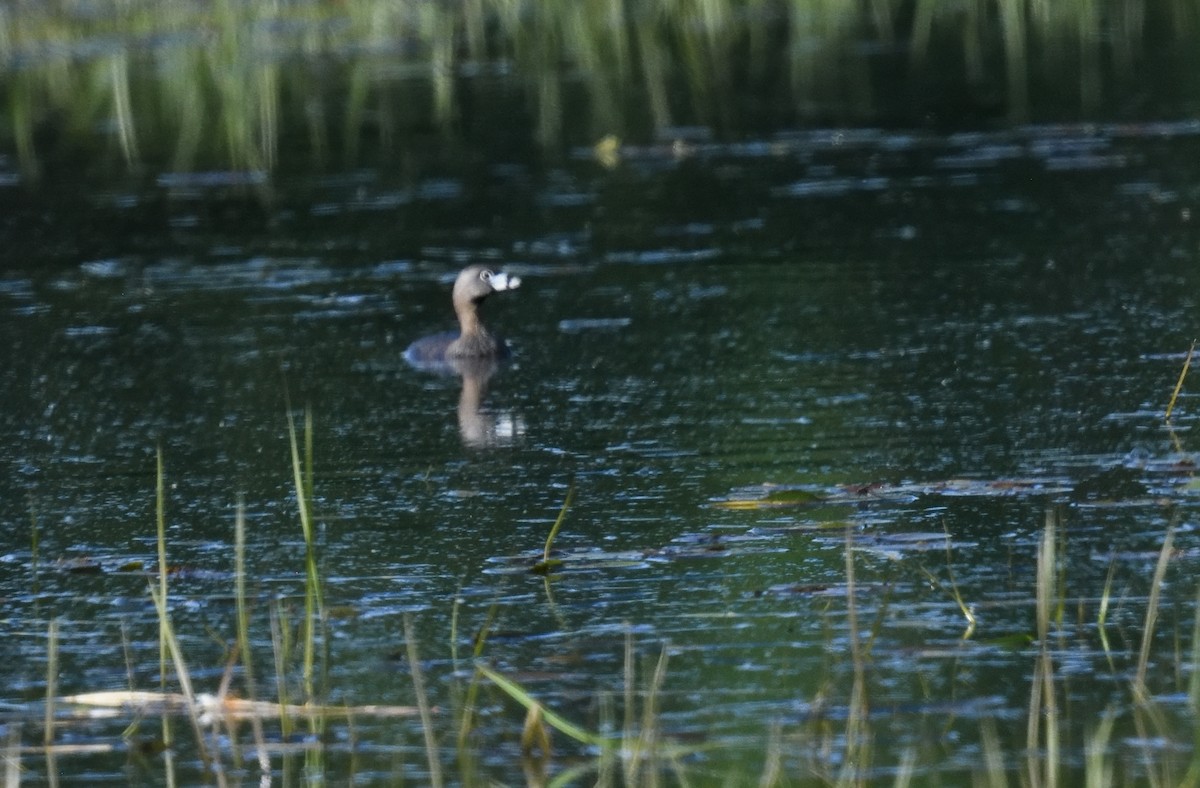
[2,121,1200,783]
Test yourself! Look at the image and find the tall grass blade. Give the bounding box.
[149,447,212,772]
[893,747,917,788]
[1190,582,1200,715]
[520,703,551,757]
[623,626,635,779]
[1028,508,1062,788]
[636,646,671,785]
[28,496,38,583]
[284,396,314,547]
[109,54,139,164]
[1044,650,1060,788]
[43,620,58,750]
[147,581,212,770]
[544,483,575,563]
[155,447,174,756]
[1165,339,1196,421]
[1084,710,1115,788]
[403,615,443,788]
[838,525,871,787]
[304,407,314,505]
[475,663,606,747]
[1035,510,1057,644]
[285,398,324,706]
[759,721,783,787]
[235,500,270,778]
[1134,526,1175,699]
[1097,555,1117,667]
[456,604,497,750]
[979,718,1006,788]
[5,721,20,787]
[942,526,976,637]
[269,601,292,739]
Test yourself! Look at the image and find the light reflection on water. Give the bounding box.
[0,126,1199,782]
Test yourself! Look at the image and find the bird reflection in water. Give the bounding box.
[404,265,525,448]
[446,356,524,448]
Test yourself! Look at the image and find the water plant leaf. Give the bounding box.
[593,134,621,168]
[475,663,607,747]
[521,703,552,757]
[982,633,1035,650]
[713,488,825,509]
[1165,339,1195,421]
[529,557,564,575]
[542,484,575,563]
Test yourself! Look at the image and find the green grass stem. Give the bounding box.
[147,581,211,770]
[633,646,670,785]
[476,663,607,748]
[532,479,573,570]
[1190,582,1200,715]
[403,614,444,788]
[1029,509,1060,788]
[148,448,214,774]
[1098,555,1117,667]
[43,619,58,749]
[1165,339,1195,422]
[235,500,271,778]
[623,627,635,755]
[979,718,1007,787]
[5,722,20,786]
[269,601,293,739]
[942,527,977,637]
[456,604,497,751]
[1035,509,1057,645]
[838,525,872,788]
[543,483,575,563]
[28,496,39,582]
[285,399,315,548]
[1133,526,1175,700]
[285,399,325,706]
[1084,710,1116,788]
[154,446,173,755]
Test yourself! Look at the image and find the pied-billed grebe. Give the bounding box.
[404,265,522,368]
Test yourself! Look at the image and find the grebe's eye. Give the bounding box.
[479,269,493,282]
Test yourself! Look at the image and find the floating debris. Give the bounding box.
[59,691,422,724]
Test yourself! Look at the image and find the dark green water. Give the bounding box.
[2,118,1200,783]
[2,2,1200,781]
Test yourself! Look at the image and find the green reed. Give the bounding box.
[235,499,271,779]
[839,525,871,788]
[2,0,1193,175]
[285,401,324,706]
[28,496,39,582]
[403,614,444,788]
[43,619,58,751]
[149,447,212,771]
[4,723,19,787]
[153,446,173,759]
[1166,339,1196,422]
[42,618,59,788]
[1134,525,1175,700]
[18,418,1200,784]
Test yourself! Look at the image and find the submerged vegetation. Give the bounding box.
[1,0,1199,175]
